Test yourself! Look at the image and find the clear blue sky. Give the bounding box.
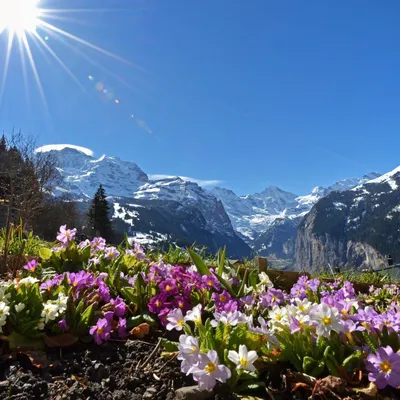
[1,0,400,195]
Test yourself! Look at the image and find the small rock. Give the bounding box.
[143,387,158,399]
[22,383,33,392]
[175,386,214,400]
[0,380,9,388]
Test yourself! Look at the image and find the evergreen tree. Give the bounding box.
[0,135,7,153]
[88,184,113,242]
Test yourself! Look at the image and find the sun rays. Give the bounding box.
[0,0,135,111]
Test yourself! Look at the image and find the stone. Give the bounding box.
[174,386,214,400]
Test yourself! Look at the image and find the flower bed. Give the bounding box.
[0,226,399,399]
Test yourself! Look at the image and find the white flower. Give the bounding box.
[310,303,344,338]
[104,247,120,260]
[268,306,289,330]
[210,310,247,327]
[249,317,280,350]
[0,287,10,304]
[184,304,203,325]
[18,277,39,287]
[258,272,273,289]
[188,350,231,391]
[0,301,10,318]
[166,308,185,331]
[178,334,200,373]
[228,344,258,372]
[14,303,25,313]
[41,303,59,324]
[222,267,237,285]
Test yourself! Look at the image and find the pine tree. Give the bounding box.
[0,135,7,153]
[88,184,113,242]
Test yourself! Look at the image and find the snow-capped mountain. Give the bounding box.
[40,146,148,199]
[212,173,381,242]
[297,167,400,271]
[41,145,251,257]
[41,144,386,263]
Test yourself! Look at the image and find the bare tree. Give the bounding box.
[0,130,58,229]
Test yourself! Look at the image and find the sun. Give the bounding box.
[0,0,40,35]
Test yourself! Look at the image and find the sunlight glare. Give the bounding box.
[0,0,40,35]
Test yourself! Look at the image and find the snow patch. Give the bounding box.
[36,144,94,156]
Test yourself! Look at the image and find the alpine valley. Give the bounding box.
[39,145,400,270]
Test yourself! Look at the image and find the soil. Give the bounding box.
[0,337,398,400]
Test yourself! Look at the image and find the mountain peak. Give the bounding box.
[36,144,93,157]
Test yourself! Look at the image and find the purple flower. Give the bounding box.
[104,247,120,260]
[366,346,400,389]
[201,274,220,291]
[173,296,191,313]
[159,279,179,296]
[260,288,285,308]
[58,319,68,331]
[110,297,126,317]
[148,294,168,314]
[98,282,111,302]
[118,318,127,338]
[212,290,232,311]
[23,259,38,272]
[90,237,106,252]
[57,225,77,244]
[89,318,112,345]
[126,243,146,261]
[78,239,90,249]
[104,311,114,323]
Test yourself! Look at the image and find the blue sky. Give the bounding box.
[1,0,400,195]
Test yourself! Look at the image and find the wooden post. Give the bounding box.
[257,257,268,273]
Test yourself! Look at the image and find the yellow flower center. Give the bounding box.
[97,327,103,334]
[165,285,171,292]
[205,362,217,373]
[384,321,391,326]
[299,305,305,311]
[177,319,183,326]
[220,295,227,303]
[272,296,278,302]
[380,360,392,374]
[178,302,184,308]
[322,316,332,325]
[276,314,282,321]
[191,346,197,354]
[207,280,213,286]
[239,358,248,368]
[155,300,162,307]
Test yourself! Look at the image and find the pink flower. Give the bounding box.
[23,259,38,272]
[57,225,77,244]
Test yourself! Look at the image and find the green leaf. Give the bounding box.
[217,247,226,276]
[303,356,317,374]
[342,351,362,369]
[79,246,91,263]
[235,381,265,394]
[142,314,157,327]
[214,272,236,298]
[248,270,258,289]
[237,269,249,298]
[310,360,325,377]
[75,304,95,336]
[160,338,179,352]
[126,315,144,330]
[39,247,52,260]
[188,248,210,276]
[120,287,136,305]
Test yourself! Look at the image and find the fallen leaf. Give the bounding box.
[291,382,312,392]
[44,334,79,348]
[130,323,150,339]
[353,382,378,397]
